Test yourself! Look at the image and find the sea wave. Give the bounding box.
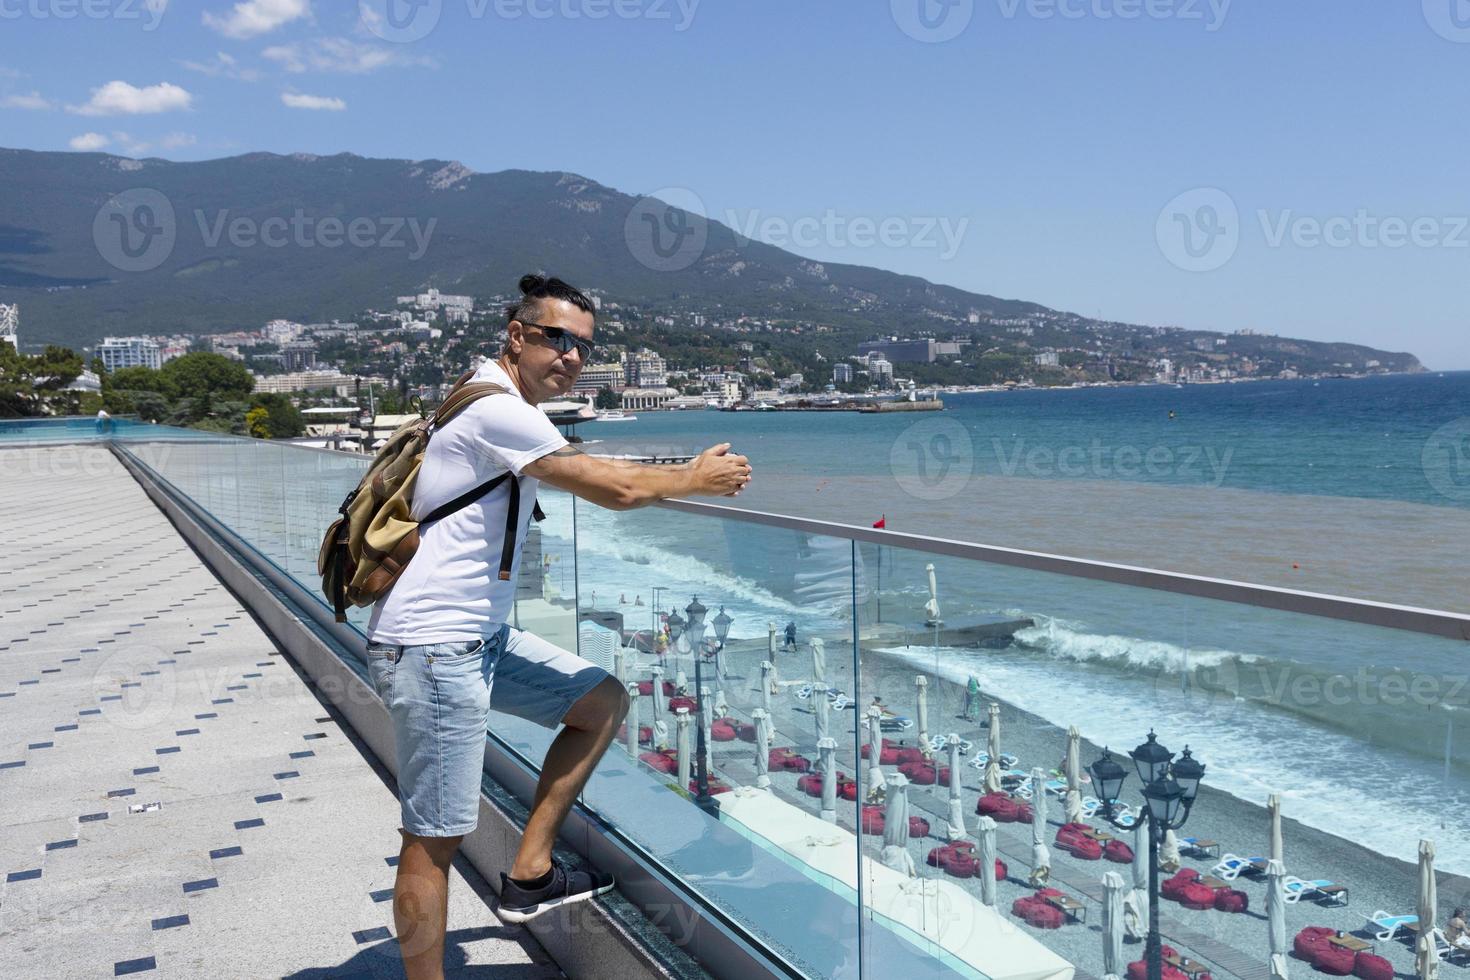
[1011,614,1261,673]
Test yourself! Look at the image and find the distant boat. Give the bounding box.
[595,410,637,423]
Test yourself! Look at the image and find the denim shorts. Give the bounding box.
[365,623,609,838]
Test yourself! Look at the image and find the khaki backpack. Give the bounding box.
[317,368,544,622]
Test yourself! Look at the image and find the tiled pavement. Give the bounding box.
[0,446,563,979]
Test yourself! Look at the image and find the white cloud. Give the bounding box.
[69,132,110,151]
[281,92,346,111]
[202,0,310,39]
[70,81,193,116]
[263,36,432,74]
[2,92,53,110]
[180,51,260,82]
[159,132,198,149]
[111,132,153,156]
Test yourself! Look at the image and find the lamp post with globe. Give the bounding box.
[685,597,719,816]
[1089,732,1206,980]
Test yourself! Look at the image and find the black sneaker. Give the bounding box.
[497,859,615,924]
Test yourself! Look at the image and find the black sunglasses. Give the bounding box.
[520,321,594,360]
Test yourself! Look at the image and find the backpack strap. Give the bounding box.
[420,470,512,526]
[434,381,507,428]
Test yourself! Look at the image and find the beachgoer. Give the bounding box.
[783,620,797,651]
[365,274,751,975]
[962,675,981,722]
[1449,908,1470,950]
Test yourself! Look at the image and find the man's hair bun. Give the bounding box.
[518,273,548,296]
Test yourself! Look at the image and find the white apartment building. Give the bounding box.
[1034,351,1060,367]
[98,337,162,372]
[623,349,667,388]
[620,387,679,411]
[0,303,17,350]
[572,363,624,396]
[251,370,359,394]
[833,363,854,384]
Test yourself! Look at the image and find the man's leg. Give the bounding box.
[393,831,463,980]
[508,676,628,881]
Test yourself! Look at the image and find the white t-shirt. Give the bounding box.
[367,359,568,645]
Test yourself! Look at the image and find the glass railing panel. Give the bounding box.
[866,535,1468,979]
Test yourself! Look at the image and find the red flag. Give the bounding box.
[872,515,886,529]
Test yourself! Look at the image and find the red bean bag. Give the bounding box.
[949,840,975,852]
[797,774,825,797]
[1011,898,1038,919]
[926,846,953,867]
[735,722,756,742]
[1126,964,1188,980]
[638,751,676,774]
[1035,887,1065,899]
[637,680,654,696]
[838,779,859,801]
[1178,883,1217,910]
[935,766,953,786]
[1161,869,1201,901]
[668,696,698,713]
[1105,840,1134,863]
[616,724,654,744]
[944,852,978,878]
[977,793,1021,821]
[1025,902,1065,929]
[710,719,738,742]
[688,778,732,796]
[783,754,813,773]
[908,815,930,839]
[860,738,894,758]
[895,747,927,766]
[1294,926,1335,960]
[1312,944,1356,977]
[860,805,886,835]
[861,742,902,764]
[1213,889,1248,914]
[995,858,1008,880]
[1064,837,1104,861]
[1014,802,1034,824]
[899,762,939,785]
[1353,952,1394,980]
[769,748,798,769]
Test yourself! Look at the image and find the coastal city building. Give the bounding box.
[858,338,938,363]
[250,369,364,395]
[619,386,679,411]
[624,348,668,388]
[1034,351,1060,367]
[572,362,624,396]
[0,303,17,350]
[833,363,854,384]
[97,336,162,372]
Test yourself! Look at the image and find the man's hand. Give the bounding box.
[689,443,752,497]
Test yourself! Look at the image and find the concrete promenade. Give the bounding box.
[0,445,561,979]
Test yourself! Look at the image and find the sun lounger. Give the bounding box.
[1432,927,1470,963]
[966,751,1019,771]
[928,734,973,754]
[1211,854,1267,881]
[1179,837,1220,858]
[1282,876,1350,907]
[1366,910,1418,942]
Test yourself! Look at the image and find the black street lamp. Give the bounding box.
[1089,733,1206,980]
[687,597,718,817]
[712,605,732,648]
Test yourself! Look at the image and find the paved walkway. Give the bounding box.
[0,445,561,979]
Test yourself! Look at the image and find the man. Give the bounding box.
[783,620,797,651]
[365,274,752,979]
[1448,908,1470,951]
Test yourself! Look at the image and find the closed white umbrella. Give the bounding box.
[699,685,715,772]
[767,620,776,660]
[1126,819,1150,940]
[613,647,626,687]
[1419,838,1440,980]
[675,707,692,788]
[916,675,931,759]
[650,664,668,749]
[945,733,967,841]
[1269,792,1284,864]
[923,562,942,626]
[977,815,999,907]
[818,735,837,823]
[1029,766,1052,886]
[810,636,826,688]
[752,708,771,789]
[866,705,886,802]
[815,678,830,743]
[1160,829,1182,873]
[759,660,774,716]
[675,668,689,695]
[624,682,640,758]
[1102,870,1126,977]
[1065,726,1083,825]
[1266,857,1290,980]
[983,703,1003,795]
[882,772,916,876]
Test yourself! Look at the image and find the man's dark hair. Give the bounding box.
[505,273,596,326]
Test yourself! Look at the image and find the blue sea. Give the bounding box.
[569,371,1470,872]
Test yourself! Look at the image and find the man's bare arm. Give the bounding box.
[523,442,751,511]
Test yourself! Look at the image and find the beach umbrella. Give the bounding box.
[977,816,999,907]
[818,736,837,823]
[1160,829,1181,873]
[624,682,640,758]
[1029,766,1052,886]
[815,677,830,743]
[759,660,774,716]
[945,733,967,841]
[1126,820,1150,940]
[1102,870,1126,977]
[810,637,826,689]
[923,562,942,626]
[675,668,689,695]
[650,664,668,749]
[866,705,886,802]
[699,685,715,769]
[983,703,1003,795]
[1065,726,1083,825]
[1418,838,1440,980]
[1266,858,1290,980]
[1268,792,1284,865]
[753,708,771,789]
[767,621,776,661]
[915,675,931,759]
[613,647,626,687]
[675,707,692,788]
[882,772,916,876]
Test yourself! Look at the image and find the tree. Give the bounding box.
[0,344,83,417]
[245,406,271,439]
[594,387,619,410]
[159,352,254,403]
[248,392,304,438]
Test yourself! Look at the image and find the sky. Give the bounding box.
[1,0,1467,369]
